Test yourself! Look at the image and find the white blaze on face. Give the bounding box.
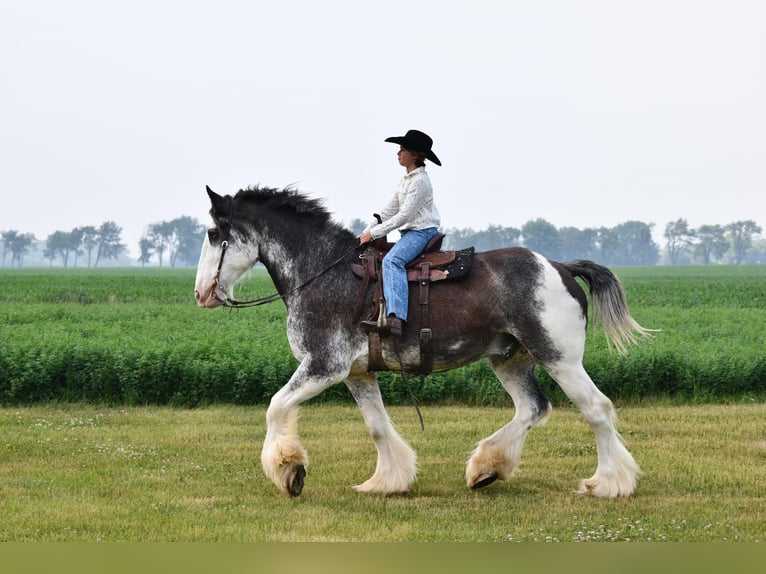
[194,228,261,308]
[194,233,225,308]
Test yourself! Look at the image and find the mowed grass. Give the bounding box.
[1,402,763,542]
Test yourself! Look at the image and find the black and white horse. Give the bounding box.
[195,185,650,498]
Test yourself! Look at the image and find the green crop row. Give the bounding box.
[0,266,764,405]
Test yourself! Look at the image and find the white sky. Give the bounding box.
[2,0,765,257]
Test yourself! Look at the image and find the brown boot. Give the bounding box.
[386,316,404,336]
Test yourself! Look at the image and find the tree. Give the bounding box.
[43,241,57,266]
[610,221,659,265]
[68,227,85,267]
[346,218,367,235]
[137,236,154,267]
[4,232,37,267]
[45,231,74,267]
[744,238,766,264]
[559,227,599,261]
[725,220,762,264]
[44,229,83,267]
[442,227,475,250]
[78,226,99,267]
[145,217,205,267]
[147,221,174,267]
[596,227,620,265]
[476,224,521,251]
[94,221,126,267]
[1,230,20,266]
[169,216,205,267]
[664,218,694,265]
[521,218,561,259]
[693,224,728,265]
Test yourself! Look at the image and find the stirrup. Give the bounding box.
[360,319,384,334]
[361,317,390,335]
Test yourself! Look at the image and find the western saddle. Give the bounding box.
[352,223,474,374]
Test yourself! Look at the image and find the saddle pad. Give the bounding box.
[438,246,474,280]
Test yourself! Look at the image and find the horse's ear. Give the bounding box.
[206,185,225,211]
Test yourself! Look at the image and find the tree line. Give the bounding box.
[2,216,763,268]
[663,218,763,265]
[1,216,205,268]
[350,217,764,266]
[1,225,120,268]
[137,216,205,267]
[2,223,131,268]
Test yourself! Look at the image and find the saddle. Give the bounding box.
[352,230,474,374]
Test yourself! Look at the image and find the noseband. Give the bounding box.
[213,239,357,308]
[212,240,284,308]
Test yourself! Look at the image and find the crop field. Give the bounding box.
[0,265,764,405]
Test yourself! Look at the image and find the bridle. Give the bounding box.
[212,238,358,308]
[212,240,283,308]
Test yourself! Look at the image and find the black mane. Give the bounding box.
[233,185,346,232]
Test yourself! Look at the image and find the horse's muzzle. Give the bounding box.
[195,282,226,308]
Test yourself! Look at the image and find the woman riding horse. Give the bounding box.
[357,129,441,337]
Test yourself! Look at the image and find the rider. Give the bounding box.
[357,129,442,336]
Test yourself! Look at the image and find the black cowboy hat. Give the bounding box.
[384,129,441,166]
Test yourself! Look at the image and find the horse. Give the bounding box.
[194,184,651,498]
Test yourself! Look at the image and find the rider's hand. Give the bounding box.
[357,230,373,245]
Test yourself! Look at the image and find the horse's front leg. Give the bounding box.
[261,357,344,496]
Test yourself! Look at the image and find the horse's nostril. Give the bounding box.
[194,289,201,302]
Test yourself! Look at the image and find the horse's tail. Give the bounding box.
[563,259,654,354]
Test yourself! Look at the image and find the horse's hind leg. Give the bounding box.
[345,374,417,494]
[545,359,640,498]
[466,350,552,489]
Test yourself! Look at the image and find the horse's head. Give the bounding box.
[194,185,260,308]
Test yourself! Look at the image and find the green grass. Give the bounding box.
[1,265,765,405]
[0,402,763,542]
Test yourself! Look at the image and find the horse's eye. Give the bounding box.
[207,228,219,242]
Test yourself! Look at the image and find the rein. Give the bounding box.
[214,240,357,308]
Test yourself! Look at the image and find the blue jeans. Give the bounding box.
[382,227,439,321]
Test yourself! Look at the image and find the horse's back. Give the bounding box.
[422,246,589,359]
[457,246,557,297]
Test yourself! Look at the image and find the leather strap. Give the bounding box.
[353,267,370,322]
[418,262,433,375]
[367,333,387,371]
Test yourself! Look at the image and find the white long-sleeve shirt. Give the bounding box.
[368,166,441,239]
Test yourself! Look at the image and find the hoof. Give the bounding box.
[470,472,498,490]
[288,464,306,497]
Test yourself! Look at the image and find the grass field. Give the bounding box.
[0,266,764,543]
[0,402,763,542]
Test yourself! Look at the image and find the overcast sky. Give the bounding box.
[2,0,764,258]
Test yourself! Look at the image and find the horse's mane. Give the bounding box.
[233,185,353,237]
